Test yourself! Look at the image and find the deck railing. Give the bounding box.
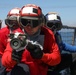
[59,25,76,45]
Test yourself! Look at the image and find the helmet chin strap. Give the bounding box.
[53,29,57,35]
[50,25,57,34]
[9,24,19,32]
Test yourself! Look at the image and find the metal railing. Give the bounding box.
[59,25,76,45]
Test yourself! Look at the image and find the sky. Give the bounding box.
[0,0,76,27]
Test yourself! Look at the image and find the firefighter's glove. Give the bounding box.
[12,48,24,63]
[26,41,43,59]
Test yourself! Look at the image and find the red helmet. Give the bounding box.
[20,4,42,17]
[7,8,20,16]
[5,7,20,28]
[19,4,44,28]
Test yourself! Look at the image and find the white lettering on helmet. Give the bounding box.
[22,7,37,15]
[47,14,58,20]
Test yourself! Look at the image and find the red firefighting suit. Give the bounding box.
[2,26,61,75]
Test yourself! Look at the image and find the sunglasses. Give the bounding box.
[20,18,41,28]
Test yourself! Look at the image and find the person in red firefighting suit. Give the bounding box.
[2,4,61,75]
[0,7,23,75]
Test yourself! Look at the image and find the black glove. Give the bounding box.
[12,49,24,63]
[26,42,43,59]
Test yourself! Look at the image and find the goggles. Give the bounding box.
[46,20,61,29]
[20,17,41,28]
[5,16,18,27]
